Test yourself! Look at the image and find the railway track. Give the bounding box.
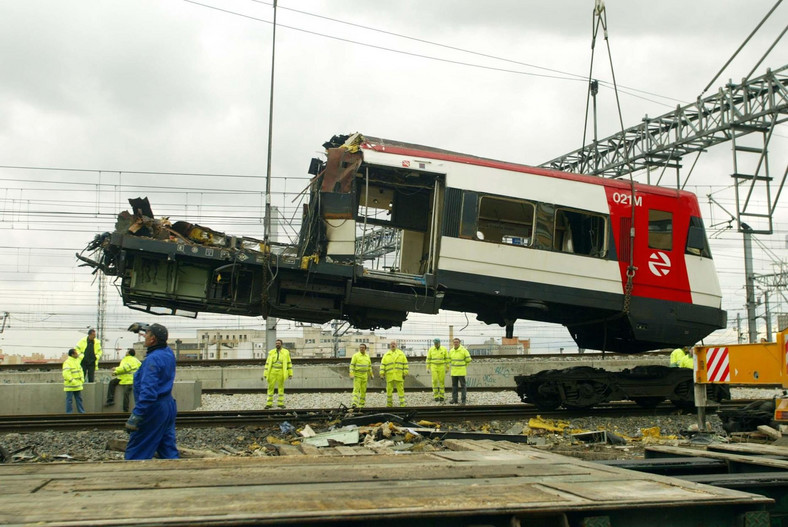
[0,400,751,433]
[0,352,671,372]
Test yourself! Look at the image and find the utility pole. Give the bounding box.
[265,206,280,352]
[742,224,758,343]
[97,273,107,342]
[736,313,743,344]
[331,320,339,358]
[763,290,772,340]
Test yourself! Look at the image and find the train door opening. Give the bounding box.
[355,167,444,281]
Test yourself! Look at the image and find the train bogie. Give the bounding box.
[514,366,730,410]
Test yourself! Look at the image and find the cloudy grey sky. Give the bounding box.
[0,0,786,357]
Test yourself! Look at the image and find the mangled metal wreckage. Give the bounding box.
[78,133,726,352]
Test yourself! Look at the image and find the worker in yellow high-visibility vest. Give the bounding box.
[380,341,408,407]
[670,346,693,369]
[262,339,293,409]
[426,338,449,403]
[349,343,374,408]
[449,338,472,405]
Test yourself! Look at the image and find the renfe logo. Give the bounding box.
[648,251,671,276]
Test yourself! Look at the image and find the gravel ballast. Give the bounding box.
[1,388,779,463]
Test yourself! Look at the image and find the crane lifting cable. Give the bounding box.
[580,0,638,322]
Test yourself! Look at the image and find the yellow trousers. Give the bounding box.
[430,366,446,400]
[266,371,285,407]
[386,379,405,407]
[352,376,369,407]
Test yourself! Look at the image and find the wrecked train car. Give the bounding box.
[79,133,726,352]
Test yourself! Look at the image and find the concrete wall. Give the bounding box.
[0,381,202,415]
[0,356,667,400]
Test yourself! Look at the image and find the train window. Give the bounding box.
[648,210,673,250]
[686,216,712,258]
[459,191,478,239]
[554,208,607,257]
[477,196,535,246]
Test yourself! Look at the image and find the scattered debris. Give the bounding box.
[528,416,573,433]
[340,413,418,427]
[279,421,296,435]
[299,425,316,438]
[757,424,782,440]
[572,431,607,445]
[505,422,525,436]
[718,399,777,433]
[303,427,360,447]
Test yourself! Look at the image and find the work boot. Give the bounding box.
[104,401,114,407]
[264,404,273,409]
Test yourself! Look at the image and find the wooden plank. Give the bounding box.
[334,446,362,456]
[275,444,305,456]
[298,444,321,456]
[443,439,493,452]
[0,451,773,525]
[645,445,788,470]
[0,459,770,526]
[0,451,432,476]
[473,439,516,451]
[350,446,376,455]
[6,455,603,494]
[707,442,788,458]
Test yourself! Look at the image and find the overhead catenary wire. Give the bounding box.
[700,0,784,95]
[246,0,687,105]
[184,0,684,109]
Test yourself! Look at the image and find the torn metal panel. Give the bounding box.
[320,147,362,220]
[415,428,533,444]
[303,428,360,448]
[340,413,418,428]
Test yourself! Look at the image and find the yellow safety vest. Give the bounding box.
[426,346,449,371]
[449,347,472,376]
[381,349,408,382]
[75,336,103,366]
[62,356,84,391]
[115,355,142,385]
[264,348,293,378]
[350,352,373,378]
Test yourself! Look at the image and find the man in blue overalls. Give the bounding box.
[124,323,179,460]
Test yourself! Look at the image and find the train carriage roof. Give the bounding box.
[355,134,696,200]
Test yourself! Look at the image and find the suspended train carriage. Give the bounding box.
[81,132,728,406]
[301,133,726,350]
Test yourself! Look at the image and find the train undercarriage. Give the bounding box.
[515,366,731,410]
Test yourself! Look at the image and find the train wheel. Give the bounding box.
[670,380,694,409]
[633,397,665,409]
[563,382,606,409]
[526,385,561,411]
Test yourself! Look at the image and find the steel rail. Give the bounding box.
[0,400,751,433]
